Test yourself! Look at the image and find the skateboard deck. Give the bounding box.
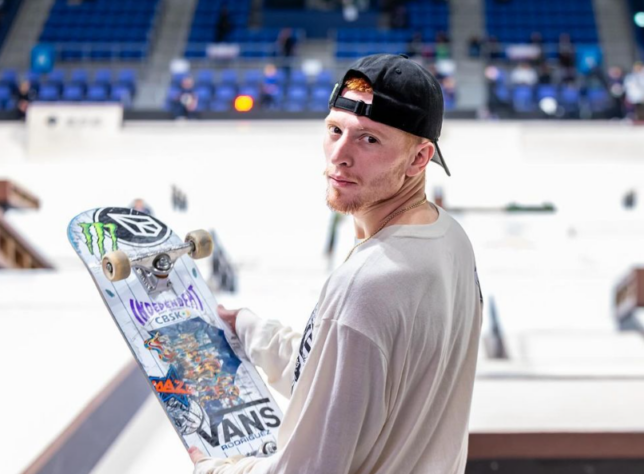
[67,207,282,459]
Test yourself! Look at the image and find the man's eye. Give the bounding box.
[329,126,341,134]
[365,136,378,144]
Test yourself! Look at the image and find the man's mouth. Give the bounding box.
[329,175,357,185]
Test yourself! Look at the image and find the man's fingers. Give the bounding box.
[189,446,206,464]
[217,305,239,317]
[217,304,234,315]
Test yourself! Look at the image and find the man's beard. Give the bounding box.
[324,160,407,214]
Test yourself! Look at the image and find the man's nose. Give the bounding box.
[329,135,352,167]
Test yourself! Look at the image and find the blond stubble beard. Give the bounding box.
[325,159,408,214]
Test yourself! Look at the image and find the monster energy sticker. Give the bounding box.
[79,222,118,257]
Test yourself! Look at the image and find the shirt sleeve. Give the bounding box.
[235,309,302,399]
[197,319,389,474]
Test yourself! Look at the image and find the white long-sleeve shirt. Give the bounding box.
[195,205,482,474]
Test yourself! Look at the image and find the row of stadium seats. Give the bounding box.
[485,0,598,44]
[337,29,440,43]
[171,69,334,88]
[165,69,456,114]
[185,29,301,59]
[0,68,136,90]
[186,0,252,45]
[0,68,137,111]
[336,43,409,59]
[38,0,160,61]
[166,83,334,111]
[0,84,133,110]
[493,83,611,115]
[406,0,449,31]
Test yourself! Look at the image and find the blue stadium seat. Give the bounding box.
[559,85,580,115]
[587,87,610,113]
[195,85,213,103]
[47,69,65,88]
[214,84,236,102]
[70,69,89,86]
[94,69,112,85]
[62,84,84,101]
[111,85,132,108]
[238,84,260,99]
[0,69,17,87]
[195,70,214,87]
[512,85,536,113]
[38,83,60,101]
[87,84,108,102]
[0,85,11,103]
[243,69,262,85]
[308,100,328,112]
[286,84,308,102]
[210,100,232,112]
[315,70,334,85]
[311,85,332,103]
[536,85,557,100]
[289,70,307,86]
[219,69,238,85]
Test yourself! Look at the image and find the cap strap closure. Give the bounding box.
[333,96,372,117]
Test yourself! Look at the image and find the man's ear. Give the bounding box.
[406,141,435,177]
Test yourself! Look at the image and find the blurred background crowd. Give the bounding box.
[0,0,642,121]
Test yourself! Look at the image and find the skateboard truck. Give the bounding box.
[102,230,214,295]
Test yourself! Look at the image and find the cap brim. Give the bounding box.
[433,141,451,177]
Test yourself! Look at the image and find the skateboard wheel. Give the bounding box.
[102,250,131,282]
[185,230,214,259]
[261,441,277,455]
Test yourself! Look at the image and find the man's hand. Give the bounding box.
[217,304,240,335]
[189,446,207,464]
[189,446,245,474]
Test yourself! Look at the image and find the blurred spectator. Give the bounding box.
[390,4,407,29]
[215,5,232,43]
[14,80,36,120]
[441,76,456,108]
[607,66,626,118]
[486,36,503,60]
[537,63,553,85]
[558,33,576,84]
[510,62,537,86]
[170,76,198,119]
[260,63,280,110]
[278,28,296,58]
[623,189,637,209]
[484,65,511,118]
[131,198,153,215]
[427,63,445,82]
[172,186,188,212]
[468,36,482,58]
[406,32,423,58]
[277,28,297,73]
[529,32,545,66]
[435,31,450,59]
[624,62,644,121]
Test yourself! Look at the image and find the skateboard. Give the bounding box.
[67,207,282,459]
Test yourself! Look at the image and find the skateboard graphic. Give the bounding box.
[67,208,282,458]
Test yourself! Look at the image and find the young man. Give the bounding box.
[192,54,483,474]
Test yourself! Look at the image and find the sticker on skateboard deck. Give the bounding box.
[68,207,282,458]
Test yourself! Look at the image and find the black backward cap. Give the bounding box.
[329,54,450,176]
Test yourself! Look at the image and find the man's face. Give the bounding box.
[323,89,417,214]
